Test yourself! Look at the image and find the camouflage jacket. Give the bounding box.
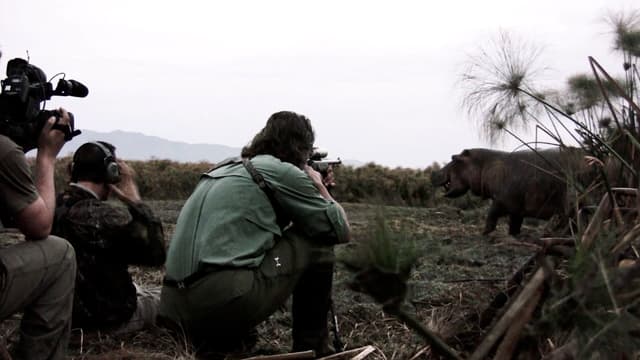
[52,185,166,329]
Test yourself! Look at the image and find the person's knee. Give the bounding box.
[44,235,75,257]
[40,235,76,272]
[281,228,335,270]
[283,227,332,252]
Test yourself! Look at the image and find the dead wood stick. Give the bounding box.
[240,350,315,360]
[611,222,640,254]
[607,188,635,227]
[539,238,575,247]
[493,285,544,360]
[408,346,430,360]
[581,193,612,249]
[316,346,376,360]
[349,345,377,360]
[441,277,507,283]
[385,306,463,360]
[471,254,538,331]
[611,187,638,196]
[469,262,552,360]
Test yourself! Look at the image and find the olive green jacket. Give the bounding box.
[165,155,349,281]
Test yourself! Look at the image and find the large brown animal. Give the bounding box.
[431,147,590,235]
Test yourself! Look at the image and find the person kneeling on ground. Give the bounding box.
[53,141,166,333]
[158,111,351,356]
[0,108,76,360]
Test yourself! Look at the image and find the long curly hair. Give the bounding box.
[241,111,315,168]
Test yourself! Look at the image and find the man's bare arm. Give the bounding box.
[14,110,69,239]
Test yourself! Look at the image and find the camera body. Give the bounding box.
[0,58,86,151]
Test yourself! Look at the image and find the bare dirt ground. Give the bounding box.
[1,201,540,359]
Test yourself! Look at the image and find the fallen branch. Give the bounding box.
[582,188,638,249]
[611,222,640,254]
[539,238,575,247]
[469,259,553,360]
[316,346,377,360]
[474,254,539,329]
[441,277,507,283]
[408,346,430,360]
[581,192,613,249]
[493,284,544,360]
[384,305,463,360]
[240,350,315,360]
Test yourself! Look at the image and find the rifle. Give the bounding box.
[308,148,342,174]
[308,148,344,351]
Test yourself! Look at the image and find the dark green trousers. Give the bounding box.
[159,228,335,353]
[0,236,76,360]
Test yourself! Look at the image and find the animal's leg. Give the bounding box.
[483,204,503,235]
[508,214,524,235]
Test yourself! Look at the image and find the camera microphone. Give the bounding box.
[53,79,89,97]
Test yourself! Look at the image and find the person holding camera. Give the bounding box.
[0,107,77,360]
[159,111,351,356]
[52,141,166,333]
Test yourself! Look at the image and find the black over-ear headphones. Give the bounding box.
[71,141,121,184]
[92,141,121,184]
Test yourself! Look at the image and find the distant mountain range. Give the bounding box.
[59,130,241,163]
[58,129,363,166]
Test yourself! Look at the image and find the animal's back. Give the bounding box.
[496,147,587,219]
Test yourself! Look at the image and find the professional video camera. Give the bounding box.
[0,57,86,151]
[308,148,342,173]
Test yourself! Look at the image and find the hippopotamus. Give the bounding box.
[431,147,590,235]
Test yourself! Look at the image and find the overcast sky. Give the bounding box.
[1,0,638,168]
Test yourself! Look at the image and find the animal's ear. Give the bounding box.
[461,149,471,157]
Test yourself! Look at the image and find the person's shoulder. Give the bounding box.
[252,155,308,184]
[0,134,23,159]
[252,154,298,172]
[0,134,17,148]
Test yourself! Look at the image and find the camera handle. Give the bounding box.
[50,113,81,141]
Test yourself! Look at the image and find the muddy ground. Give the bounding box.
[1,201,540,359]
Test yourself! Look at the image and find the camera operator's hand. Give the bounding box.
[37,107,69,158]
[21,107,71,239]
[108,160,141,205]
